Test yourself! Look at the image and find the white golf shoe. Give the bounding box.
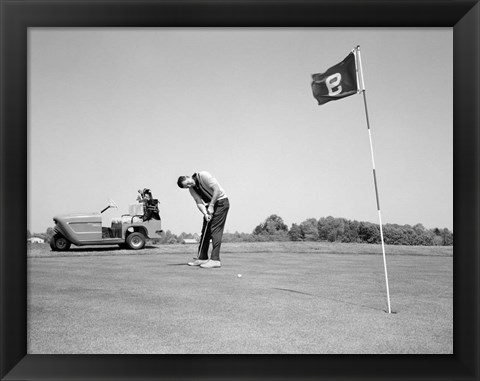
[200,260,221,268]
[188,259,209,266]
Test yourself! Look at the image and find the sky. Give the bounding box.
[28,28,453,236]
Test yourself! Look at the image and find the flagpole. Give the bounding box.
[355,45,392,314]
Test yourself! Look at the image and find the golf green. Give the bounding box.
[27,242,452,354]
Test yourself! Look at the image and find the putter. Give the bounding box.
[195,216,211,260]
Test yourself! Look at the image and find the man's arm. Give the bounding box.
[189,188,211,221]
[207,184,221,215]
[199,172,222,215]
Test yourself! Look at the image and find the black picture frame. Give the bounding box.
[1,1,478,380]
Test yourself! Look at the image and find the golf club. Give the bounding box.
[195,216,211,260]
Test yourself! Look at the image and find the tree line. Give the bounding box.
[243,214,453,246]
[28,214,453,247]
[150,214,452,246]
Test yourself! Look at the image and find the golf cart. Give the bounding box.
[50,199,163,251]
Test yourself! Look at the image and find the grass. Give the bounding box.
[27,241,452,354]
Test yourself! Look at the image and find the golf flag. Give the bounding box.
[311,46,393,313]
[311,52,358,105]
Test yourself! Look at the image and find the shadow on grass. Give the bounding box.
[67,245,158,252]
[166,263,190,266]
[273,287,386,313]
[31,245,161,258]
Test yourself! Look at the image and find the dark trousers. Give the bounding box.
[198,198,230,261]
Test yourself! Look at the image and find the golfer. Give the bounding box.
[177,171,229,268]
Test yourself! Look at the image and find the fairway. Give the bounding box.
[27,242,452,354]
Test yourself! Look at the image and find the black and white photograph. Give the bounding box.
[26,27,454,354]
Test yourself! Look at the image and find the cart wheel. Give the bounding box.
[50,234,71,251]
[126,232,146,250]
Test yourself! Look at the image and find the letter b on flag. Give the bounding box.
[326,73,342,96]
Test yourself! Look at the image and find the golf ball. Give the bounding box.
[237,274,242,278]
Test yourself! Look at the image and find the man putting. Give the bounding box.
[177,171,230,268]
